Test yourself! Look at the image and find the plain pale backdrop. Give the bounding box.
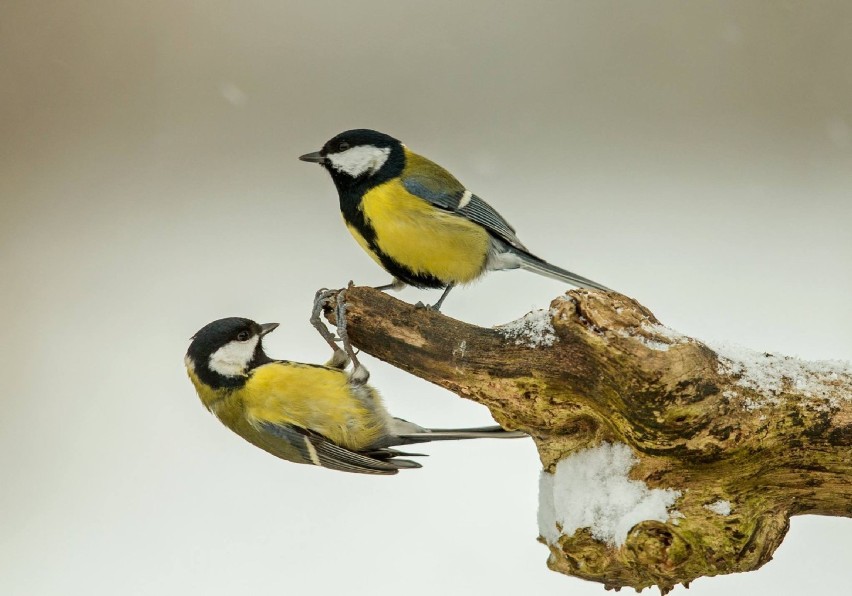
[1,1,850,595]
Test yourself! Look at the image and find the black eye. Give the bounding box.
[338,141,350,151]
[236,331,250,341]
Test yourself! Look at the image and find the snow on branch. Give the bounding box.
[538,442,682,547]
[323,286,852,594]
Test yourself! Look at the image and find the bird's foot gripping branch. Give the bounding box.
[321,286,852,593]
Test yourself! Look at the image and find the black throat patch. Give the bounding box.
[328,148,449,289]
[188,343,273,391]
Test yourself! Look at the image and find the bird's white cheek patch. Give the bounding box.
[327,145,391,177]
[209,336,259,377]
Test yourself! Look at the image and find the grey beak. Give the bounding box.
[299,151,326,164]
[259,322,280,337]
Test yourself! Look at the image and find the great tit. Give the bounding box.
[185,291,525,475]
[300,129,610,310]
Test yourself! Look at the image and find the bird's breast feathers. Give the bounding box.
[356,179,490,284]
[241,362,388,450]
[186,364,232,412]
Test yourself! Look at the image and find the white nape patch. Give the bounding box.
[326,145,391,177]
[705,500,732,516]
[496,308,557,348]
[184,355,196,372]
[208,335,259,377]
[457,189,473,209]
[707,340,852,410]
[538,442,682,548]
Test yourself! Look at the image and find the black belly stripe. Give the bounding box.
[338,188,447,289]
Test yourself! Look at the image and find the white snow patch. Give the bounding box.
[645,322,687,343]
[705,500,732,516]
[538,442,682,547]
[496,308,557,348]
[616,320,689,352]
[538,471,559,544]
[642,338,672,351]
[616,330,671,351]
[708,340,852,410]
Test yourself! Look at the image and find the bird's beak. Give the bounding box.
[299,151,326,164]
[259,322,280,337]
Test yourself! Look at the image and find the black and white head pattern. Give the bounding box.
[186,317,275,386]
[320,129,402,180]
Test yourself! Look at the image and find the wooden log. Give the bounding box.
[322,286,851,593]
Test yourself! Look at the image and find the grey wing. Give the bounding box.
[402,169,528,251]
[255,422,419,475]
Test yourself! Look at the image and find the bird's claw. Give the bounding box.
[311,288,338,322]
[414,301,438,311]
[335,288,370,386]
[311,287,343,355]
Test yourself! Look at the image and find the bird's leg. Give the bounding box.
[431,284,455,311]
[374,278,406,292]
[414,283,455,312]
[310,288,349,370]
[335,288,369,385]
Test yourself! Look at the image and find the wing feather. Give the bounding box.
[255,422,415,475]
[401,153,527,250]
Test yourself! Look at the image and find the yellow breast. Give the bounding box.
[345,221,388,271]
[241,363,388,451]
[358,180,490,284]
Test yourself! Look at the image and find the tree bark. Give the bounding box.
[322,286,852,593]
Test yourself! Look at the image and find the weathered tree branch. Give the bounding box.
[323,286,851,593]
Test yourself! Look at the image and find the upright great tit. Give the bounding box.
[300,129,610,310]
[185,292,524,475]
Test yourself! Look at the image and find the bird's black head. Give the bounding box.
[299,129,406,193]
[185,317,278,389]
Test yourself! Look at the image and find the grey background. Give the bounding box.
[1,1,850,594]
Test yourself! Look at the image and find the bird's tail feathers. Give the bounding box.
[385,459,422,469]
[515,251,611,291]
[362,447,428,459]
[398,425,527,443]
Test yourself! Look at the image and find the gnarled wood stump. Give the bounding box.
[322,286,851,593]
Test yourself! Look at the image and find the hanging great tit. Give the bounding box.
[185,290,525,475]
[300,129,611,310]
